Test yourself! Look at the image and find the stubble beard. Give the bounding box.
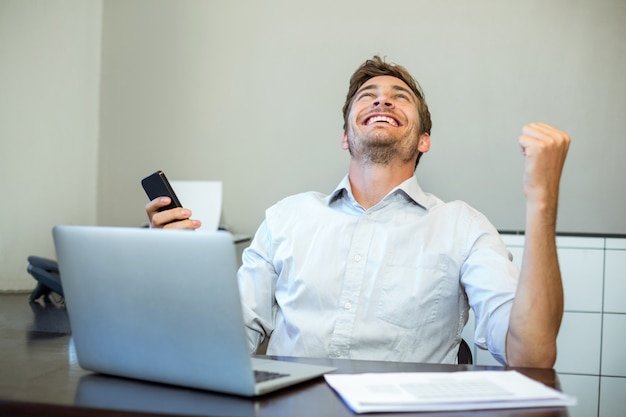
[346,126,419,166]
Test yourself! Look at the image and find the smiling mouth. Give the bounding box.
[364,115,400,127]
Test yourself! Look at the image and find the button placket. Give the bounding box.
[328,213,375,357]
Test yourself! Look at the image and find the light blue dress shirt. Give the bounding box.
[238,175,518,365]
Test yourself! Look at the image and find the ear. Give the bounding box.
[341,132,349,150]
[417,133,430,153]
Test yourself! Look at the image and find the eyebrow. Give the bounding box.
[356,83,417,102]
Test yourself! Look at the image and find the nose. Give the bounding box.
[373,96,394,108]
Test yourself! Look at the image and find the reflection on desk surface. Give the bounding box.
[76,374,259,416]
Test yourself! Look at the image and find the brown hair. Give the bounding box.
[342,56,432,166]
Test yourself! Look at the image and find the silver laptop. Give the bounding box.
[53,225,335,397]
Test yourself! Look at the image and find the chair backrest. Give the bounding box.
[457,339,473,365]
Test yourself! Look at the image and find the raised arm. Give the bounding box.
[506,122,571,368]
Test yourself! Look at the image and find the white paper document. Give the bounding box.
[169,180,222,231]
[324,370,576,413]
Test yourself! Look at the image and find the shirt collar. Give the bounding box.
[328,174,434,210]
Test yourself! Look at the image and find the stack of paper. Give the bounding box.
[325,371,576,413]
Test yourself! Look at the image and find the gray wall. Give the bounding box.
[99,0,626,237]
[2,0,625,291]
[0,0,101,291]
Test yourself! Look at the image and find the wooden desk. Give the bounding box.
[0,294,570,417]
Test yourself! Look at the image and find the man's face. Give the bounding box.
[342,75,429,165]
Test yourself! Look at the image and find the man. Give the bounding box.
[146,56,570,368]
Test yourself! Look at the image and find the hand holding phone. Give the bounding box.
[142,171,200,229]
[141,170,182,212]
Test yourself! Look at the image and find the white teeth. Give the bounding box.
[366,115,398,126]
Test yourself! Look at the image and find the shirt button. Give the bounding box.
[354,254,362,262]
[344,302,352,310]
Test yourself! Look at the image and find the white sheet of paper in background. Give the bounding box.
[169,181,222,231]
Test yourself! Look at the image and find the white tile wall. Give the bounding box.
[558,248,604,312]
[558,374,599,417]
[501,234,525,247]
[601,314,626,377]
[599,377,626,417]
[555,312,602,375]
[606,238,626,250]
[604,249,626,314]
[470,233,626,417]
[556,236,605,249]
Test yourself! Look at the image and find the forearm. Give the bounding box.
[506,203,564,367]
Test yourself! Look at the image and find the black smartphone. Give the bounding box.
[141,170,183,212]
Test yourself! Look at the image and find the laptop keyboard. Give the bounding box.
[254,370,290,383]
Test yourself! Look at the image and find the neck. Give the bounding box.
[348,159,415,209]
